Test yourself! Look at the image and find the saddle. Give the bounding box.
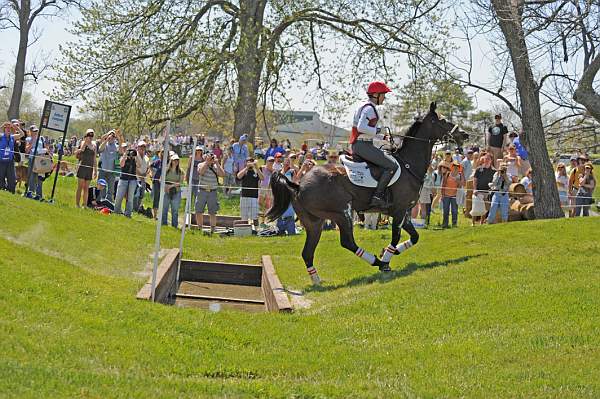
[339,153,401,188]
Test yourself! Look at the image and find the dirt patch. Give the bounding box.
[134,248,172,278]
[286,288,313,309]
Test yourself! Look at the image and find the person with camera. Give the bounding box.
[486,162,511,224]
[114,146,139,217]
[237,157,263,227]
[0,122,18,193]
[24,125,48,200]
[440,160,465,228]
[574,162,596,217]
[133,141,149,213]
[185,145,204,220]
[75,129,98,208]
[293,157,315,183]
[195,152,225,234]
[161,154,184,228]
[97,129,119,201]
[472,153,495,225]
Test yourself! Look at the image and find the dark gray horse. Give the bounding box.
[267,102,466,284]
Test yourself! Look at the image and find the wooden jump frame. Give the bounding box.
[137,249,292,313]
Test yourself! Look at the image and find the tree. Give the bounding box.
[395,75,474,128]
[0,0,81,120]
[56,0,449,141]
[0,85,41,123]
[412,1,569,219]
[485,0,563,219]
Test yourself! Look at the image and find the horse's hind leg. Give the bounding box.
[298,211,324,285]
[331,210,389,272]
[381,211,419,266]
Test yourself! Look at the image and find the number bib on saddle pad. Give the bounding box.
[339,154,401,188]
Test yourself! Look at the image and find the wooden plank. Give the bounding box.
[178,281,264,302]
[261,255,293,313]
[175,293,265,304]
[136,248,180,302]
[175,297,266,313]
[180,260,262,286]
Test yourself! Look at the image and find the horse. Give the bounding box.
[266,102,466,285]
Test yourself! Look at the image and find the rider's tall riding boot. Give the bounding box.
[369,169,394,208]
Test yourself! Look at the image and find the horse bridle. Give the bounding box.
[385,123,461,150]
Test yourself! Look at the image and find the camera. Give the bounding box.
[126,149,137,158]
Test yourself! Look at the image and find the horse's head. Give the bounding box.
[419,102,467,146]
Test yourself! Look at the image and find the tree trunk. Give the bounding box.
[232,0,267,143]
[492,0,563,219]
[7,1,31,120]
[573,55,600,123]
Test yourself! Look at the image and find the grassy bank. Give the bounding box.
[1,191,600,397]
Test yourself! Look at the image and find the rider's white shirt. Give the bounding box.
[353,100,379,139]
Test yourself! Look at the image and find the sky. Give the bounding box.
[0,8,499,130]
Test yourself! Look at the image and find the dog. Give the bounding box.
[15,165,28,188]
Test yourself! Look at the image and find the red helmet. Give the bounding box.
[367,81,392,94]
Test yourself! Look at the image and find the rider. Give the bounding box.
[350,81,398,208]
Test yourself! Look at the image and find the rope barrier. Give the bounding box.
[7,149,599,201]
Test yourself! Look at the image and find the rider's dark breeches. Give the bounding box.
[351,140,398,173]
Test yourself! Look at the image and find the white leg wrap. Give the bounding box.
[381,240,414,263]
[396,240,414,254]
[355,248,376,265]
[381,245,396,263]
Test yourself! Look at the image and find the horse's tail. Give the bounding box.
[266,172,299,222]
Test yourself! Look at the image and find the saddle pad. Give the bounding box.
[339,154,401,188]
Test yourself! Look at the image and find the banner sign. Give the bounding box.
[41,100,72,133]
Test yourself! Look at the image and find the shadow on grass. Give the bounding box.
[307,254,486,293]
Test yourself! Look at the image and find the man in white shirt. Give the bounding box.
[349,81,398,208]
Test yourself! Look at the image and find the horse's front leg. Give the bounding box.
[332,210,389,272]
[381,212,419,265]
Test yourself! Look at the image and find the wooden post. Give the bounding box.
[151,120,171,302]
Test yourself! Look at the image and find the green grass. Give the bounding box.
[1,190,600,397]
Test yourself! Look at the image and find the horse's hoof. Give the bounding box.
[310,274,322,286]
[378,263,392,273]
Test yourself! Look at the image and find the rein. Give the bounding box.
[390,124,460,185]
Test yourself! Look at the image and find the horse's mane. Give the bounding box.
[406,120,422,137]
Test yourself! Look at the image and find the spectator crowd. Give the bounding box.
[1,114,597,236]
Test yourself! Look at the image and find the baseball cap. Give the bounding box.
[170,154,180,160]
[267,156,275,161]
[240,134,248,141]
[97,178,107,186]
[86,128,95,135]
[195,145,204,151]
[137,140,147,147]
[275,152,283,158]
[30,125,39,132]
